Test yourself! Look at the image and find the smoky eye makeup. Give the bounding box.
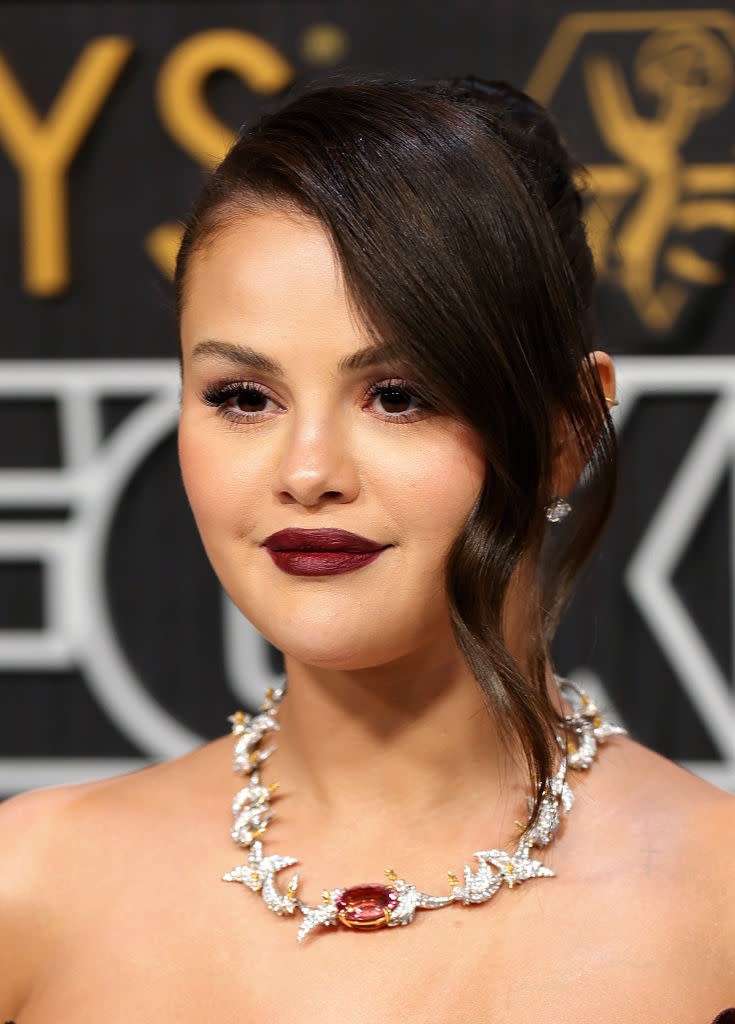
[200,380,280,421]
[197,372,432,426]
[361,377,428,421]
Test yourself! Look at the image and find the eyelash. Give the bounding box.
[200,377,428,425]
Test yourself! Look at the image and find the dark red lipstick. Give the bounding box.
[262,528,390,577]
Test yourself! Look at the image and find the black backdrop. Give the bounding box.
[0,1,733,796]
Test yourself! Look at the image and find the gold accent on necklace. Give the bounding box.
[223,680,626,942]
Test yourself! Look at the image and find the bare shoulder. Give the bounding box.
[608,735,735,833]
[0,780,109,1014]
[649,747,735,966]
[0,735,231,874]
[599,734,735,849]
[0,777,111,894]
[591,735,735,961]
[0,736,230,1016]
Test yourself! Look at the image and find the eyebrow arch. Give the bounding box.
[190,339,399,375]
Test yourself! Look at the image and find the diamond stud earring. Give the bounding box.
[544,495,571,522]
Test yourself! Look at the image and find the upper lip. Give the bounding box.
[262,528,388,553]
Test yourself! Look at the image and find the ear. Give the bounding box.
[588,350,615,408]
[551,350,616,497]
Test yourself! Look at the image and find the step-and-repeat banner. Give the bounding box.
[0,3,733,795]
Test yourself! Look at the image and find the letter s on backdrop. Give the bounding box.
[148,29,293,279]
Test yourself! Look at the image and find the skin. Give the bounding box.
[1,208,734,1023]
[178,207,528,822]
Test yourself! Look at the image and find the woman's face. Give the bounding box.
[178,208,486,670]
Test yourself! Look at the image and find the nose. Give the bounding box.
[271,410,360,507]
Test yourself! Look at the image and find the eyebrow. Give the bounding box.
[190,339,399,375]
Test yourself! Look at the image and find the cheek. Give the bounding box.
[178,409,484,566]
[177,417,258,540]
[386,440,485,550]
[178,419,215,526]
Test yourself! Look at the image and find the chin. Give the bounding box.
[240,608,413,671]
[275,633,403,671]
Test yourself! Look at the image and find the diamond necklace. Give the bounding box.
[223,679,625,943]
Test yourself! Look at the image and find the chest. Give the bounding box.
[16,872,729,1024]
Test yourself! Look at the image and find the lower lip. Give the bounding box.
[265,548,388,576]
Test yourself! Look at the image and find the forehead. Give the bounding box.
[182,209,342,311]
[179,208,384,370]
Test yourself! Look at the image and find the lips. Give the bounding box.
[261,528,390,577]
[262,528,386,553]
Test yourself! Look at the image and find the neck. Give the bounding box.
[271,639,556,831]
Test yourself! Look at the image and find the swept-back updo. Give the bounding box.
[175,75,617,817]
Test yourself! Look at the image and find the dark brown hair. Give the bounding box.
[175,75,617,816]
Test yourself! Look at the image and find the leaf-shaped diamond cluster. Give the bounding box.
[223,680,625,942]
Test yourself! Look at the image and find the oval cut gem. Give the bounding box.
[336,884,399,929]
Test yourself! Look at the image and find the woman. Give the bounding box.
[1,76,734,1022]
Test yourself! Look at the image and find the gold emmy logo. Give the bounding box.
[527,11,735,332]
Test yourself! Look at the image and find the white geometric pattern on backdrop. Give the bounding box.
[0,358,732,793]
[616,359,735,790]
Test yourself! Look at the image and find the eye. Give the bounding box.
[199,376,428,425]
[364,378,427,422]
[200,381,280,422]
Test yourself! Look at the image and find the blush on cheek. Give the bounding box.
[177,422,227,532]
[177,427,205,505]
[178,421,262,557]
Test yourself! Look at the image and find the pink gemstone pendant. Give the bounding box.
[335,884,399,930]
